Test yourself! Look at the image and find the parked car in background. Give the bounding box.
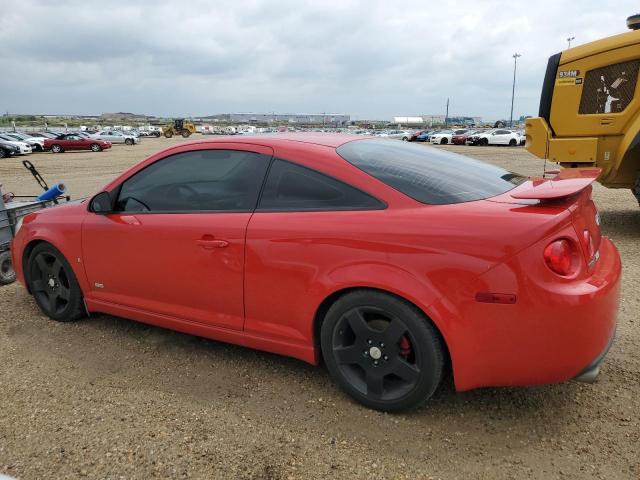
[30,132,62,139]
[471,129,521,146]
[517,130,526,145]
[430,129,469,145]
[0,134,32,155]
[2,132,46,151]
[415,131,436,142]
[91,130,139,145]
[407,130,429,142]
[0,140,20,158]
[451,130,480,145]
[44,133,112,153]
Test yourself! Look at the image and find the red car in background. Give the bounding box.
[407,130,428,141]
[451,130,480,145]
[44,133,111,153]
[11,134,620,412]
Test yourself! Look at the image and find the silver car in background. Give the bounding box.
[90,130,139,145]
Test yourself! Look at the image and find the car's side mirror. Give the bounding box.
[90,191,113,214]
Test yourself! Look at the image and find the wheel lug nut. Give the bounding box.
[363,350,369,356]
[367,339,372,345]
[383,355,389,361]
[380,342,385,348]
[373,360,379,366]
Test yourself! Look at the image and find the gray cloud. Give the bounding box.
[0,0,636,120]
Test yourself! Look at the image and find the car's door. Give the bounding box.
[244,158,385,342]
[64,134,81,149]
[81,145,273,330]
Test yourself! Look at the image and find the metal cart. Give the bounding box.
[0,161,69,285]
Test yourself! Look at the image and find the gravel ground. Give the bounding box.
[0,138,638,479]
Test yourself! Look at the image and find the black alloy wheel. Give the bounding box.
[321,290,444,412]
[27,243,85,321]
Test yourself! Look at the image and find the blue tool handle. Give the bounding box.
[37,183,66,201]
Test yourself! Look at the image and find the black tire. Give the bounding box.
[51,144,63,153]
[321,290,445,412]
[27,243,85,322]
[0,251,16,285]
[509,139,517,146]
[90,143,102,152]
[0,148,7,159]
[402,137,409,141]
[181,129,191,138]
[440,138,448,145]
[125,138,134,145]
[480,138,488,146]
[164,130,173,138]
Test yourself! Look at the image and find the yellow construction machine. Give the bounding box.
[162,119,197,138]
[526,14,640,204]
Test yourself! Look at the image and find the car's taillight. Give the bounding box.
[543,239,577,276]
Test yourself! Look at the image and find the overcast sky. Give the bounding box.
[0,0,637,121]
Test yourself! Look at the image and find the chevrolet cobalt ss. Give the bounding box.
[12,134,620,411]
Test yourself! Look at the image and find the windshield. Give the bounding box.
[336,139,527,205]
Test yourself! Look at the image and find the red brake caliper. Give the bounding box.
[399,335,411,358]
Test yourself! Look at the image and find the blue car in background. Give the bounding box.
[415,130,436,142]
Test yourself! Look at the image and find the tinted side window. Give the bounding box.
[257,159,384,211]
[116,149,270,212]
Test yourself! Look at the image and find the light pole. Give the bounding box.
[567,36,575,48]
[509,53,521,128]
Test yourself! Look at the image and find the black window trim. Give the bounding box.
[108,148,274,215]
[254,156,387,213]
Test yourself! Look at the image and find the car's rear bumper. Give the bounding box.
[573,329,615,383]
[434,236,621,391]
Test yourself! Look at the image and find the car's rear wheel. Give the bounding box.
[509,139,517,146]
[321,290,445,412]
[90,143,102,152]
[27,243,85,322]
[0,149,7,159]
[125,138,134,145]
[51,144,63,153]
[0,251,16,285]
[480,138,488,146]
[402,137,409,141]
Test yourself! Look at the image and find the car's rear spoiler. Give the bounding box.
[510,168,601,200]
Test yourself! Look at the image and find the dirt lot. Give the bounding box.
[0,137,638,479]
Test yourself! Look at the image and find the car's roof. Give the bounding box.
[192,132,363,149]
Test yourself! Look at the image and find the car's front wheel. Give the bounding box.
[125,138,134,145]
[440,138,448,145]
[480,138,488,146]
[509,139,517,146]
[90,143,102,152]
[321,290,445,412]
[27,243,85,322]
[51,144,63,153]
[0,149,7,159]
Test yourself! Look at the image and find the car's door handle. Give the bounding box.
[196,238,229,249]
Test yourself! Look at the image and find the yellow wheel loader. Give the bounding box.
[526,14,640,205]
[162,119,196,138]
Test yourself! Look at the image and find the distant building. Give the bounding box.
[203,113,350,125]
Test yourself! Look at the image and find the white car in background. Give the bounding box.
[474,129,521,146]
[91,130,139,145]
[376,130,414,141]
[0,134,32,154]
[2,132,46,152]
[430,129,469,145]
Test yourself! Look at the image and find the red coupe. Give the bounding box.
[11,134,620,411]
[44,133,111,153]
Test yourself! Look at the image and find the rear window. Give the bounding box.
[336,139,526,205]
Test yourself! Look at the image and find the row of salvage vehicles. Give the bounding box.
[525,14,640,206]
